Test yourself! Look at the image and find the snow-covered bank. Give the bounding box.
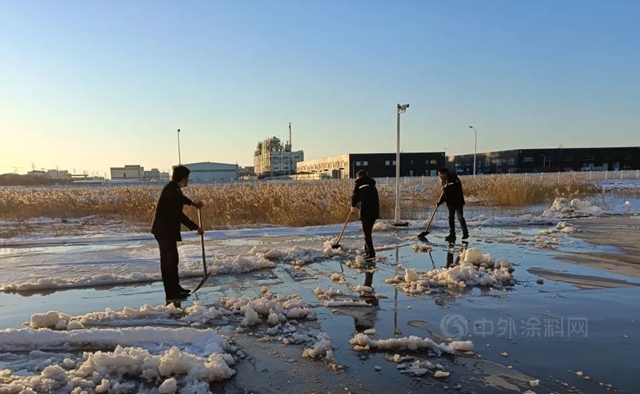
[0,243,341,294]
[0,325,236,393]
[0,288,329,393]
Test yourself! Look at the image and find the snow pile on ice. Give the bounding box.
[330,272,347,283]
[256,243,345,264]
[386,247,515,293]
[349,333,473,356]
[533,221,579,249]
[302,332,334,361]
[0,325,236,393]
[538,221,578,236]
[446,197,620,229]
[0,272,161,294]
[541,198,606,218]
[412,244,432,253]
[353,284,374,295]
[556,221,577,233]
[534,235,560,250]
[209,254,276,275]
[322,240,348,256]
[314,285,376,307]
[29,302,231,330]
[324,299,373,307]
[313,286,344,300]
[345,255,378,268]
[314,285,375,306]
[220,291,316,322]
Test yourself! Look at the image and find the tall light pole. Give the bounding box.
[394,104,409,226]
[177,129,182,165]
[469,126,478,176]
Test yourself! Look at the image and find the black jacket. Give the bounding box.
[437,174,465,208]
[151,181,198,241]
[351,176,380,221]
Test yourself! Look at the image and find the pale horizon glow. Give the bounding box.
[1,0,639,175]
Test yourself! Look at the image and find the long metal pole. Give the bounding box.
[473,128,477,176]
[395,108,400,223]
[177,129,182,165]
[469,126,478,176]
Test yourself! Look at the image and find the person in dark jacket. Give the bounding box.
[151,165,204,300]
[437,168,469,243]
[351,170,380,260]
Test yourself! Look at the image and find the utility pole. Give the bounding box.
[394,104,410,227]
[289,122,292,176]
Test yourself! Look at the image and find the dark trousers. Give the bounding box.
[361,218,376,258]
[154,235,181,298]
[448,206,469,237]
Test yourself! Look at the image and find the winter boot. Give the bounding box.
[462,232,469,240]
[445,234,456,243]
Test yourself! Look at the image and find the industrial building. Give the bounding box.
[110,165,169,181]
[296,152,446,179]
[448,146,640,174]
[143,168,170,182]
[239,166,256,180]
[178,162,239,182]
[26,169,71,179]
[110,165,145,181]
[254,124,304,177]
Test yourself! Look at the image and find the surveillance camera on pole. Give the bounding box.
[177,129,182,165]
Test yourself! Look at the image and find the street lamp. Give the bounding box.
[468,126,478,176]
[177,129,182,165]
[394,104,409,227]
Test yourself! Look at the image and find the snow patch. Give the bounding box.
[0,326,235,392]
[302,332,334,361]
[386,247,515,294]
[542,198,605,218]
[349,333,473,356]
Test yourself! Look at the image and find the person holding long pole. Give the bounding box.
[151,165,204,300]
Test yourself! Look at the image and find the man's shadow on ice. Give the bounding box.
[332,263,380,333]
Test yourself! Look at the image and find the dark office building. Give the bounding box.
[297,152,446,179]
[448,146,640,174]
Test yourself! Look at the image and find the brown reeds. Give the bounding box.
[0,174,611,229]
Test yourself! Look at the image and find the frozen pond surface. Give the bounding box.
[1,206,639,393]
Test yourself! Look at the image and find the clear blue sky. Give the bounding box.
[1,0,638,176]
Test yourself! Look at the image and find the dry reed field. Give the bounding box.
[0,172,623,229]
